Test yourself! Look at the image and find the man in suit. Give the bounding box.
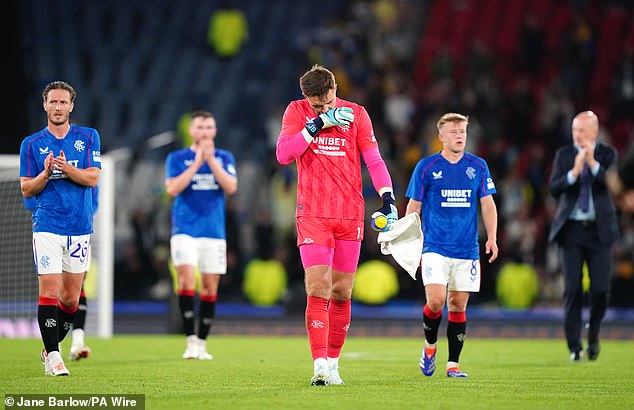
[548,111,619,361]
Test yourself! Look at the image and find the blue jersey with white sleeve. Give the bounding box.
[166,147,236,239]
[406,152,496,259]
[19,125,101,235]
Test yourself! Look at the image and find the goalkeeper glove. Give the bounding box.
[371,192,398,232]
[305,107,354,137]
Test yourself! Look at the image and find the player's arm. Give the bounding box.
[51,150,100,187]
[405,198,424,243]
[206,147,237,195]
[405,198,422,216]
[20,151,54,197]
[276,104,354,165]
[165,149,205,197]
[62,165,100,187]
[20,173,50,198]
[361,147,397,230]
[357,105,396,229]
[480,194,499,263]
[165,166,199,197]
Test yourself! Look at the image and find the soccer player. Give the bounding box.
[165,110,237,360]
[19,81,101,376]
[405,113,498,378]
[276,65,398,386]
[23,193,92,362]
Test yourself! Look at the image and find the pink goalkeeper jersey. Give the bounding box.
[278,97,378,220]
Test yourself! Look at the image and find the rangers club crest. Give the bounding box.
[74,140,85,152]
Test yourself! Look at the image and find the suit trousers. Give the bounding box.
[557,220,612,353]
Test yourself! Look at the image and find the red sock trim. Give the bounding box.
[424,304,442,319]
[178,289,196,297]
[59,302,78,314]
[38,296,58,306]
[329,298,351,309]
[448,311,466,323]
[307,296,329,308]
[200,294,217,303]
[80,291,86,298]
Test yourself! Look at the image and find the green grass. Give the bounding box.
[1,336,633,409]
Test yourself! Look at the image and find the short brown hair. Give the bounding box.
[299,65,336,98]
[42,81,76,103]
[437,113,469,132]
[191,110,215,121]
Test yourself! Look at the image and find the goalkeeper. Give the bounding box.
[276,65,397,386]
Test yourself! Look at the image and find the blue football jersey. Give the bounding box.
[406,152,496,259]
[166,147,236,239]
[24,186,98,214]
[23,196,36,211]
[19,125,101,235]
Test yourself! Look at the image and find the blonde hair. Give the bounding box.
[437,113,469,132]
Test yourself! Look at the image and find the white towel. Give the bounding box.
[377,213,423,280]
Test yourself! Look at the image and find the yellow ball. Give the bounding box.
[372,213,388,231]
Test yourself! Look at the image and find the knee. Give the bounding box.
[199,286,217,299]
[59,292,79,308]
[426,296,445,312]
[305,279,331,299]
[178,274,196,291]
[330,287,352,301]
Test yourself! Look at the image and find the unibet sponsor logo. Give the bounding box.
[49,160,80,180]
[440,189,472,208]
[192,173,219,190]
[312,136,347,157]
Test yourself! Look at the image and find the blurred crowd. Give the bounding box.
[113,0,634,309]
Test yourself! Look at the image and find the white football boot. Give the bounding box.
[310,358,330,386]
[182,335,199,359]
[327,357,344,385]
[197,339,213,360]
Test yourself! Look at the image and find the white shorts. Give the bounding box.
[170,234,227,274]
[33,232,91,275]
[420,252,481,292]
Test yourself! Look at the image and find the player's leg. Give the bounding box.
[71,244,91,360]
[304,262,332,386]
[171,234,199,359]
[176,265,197,359]
[446,291,469,378]
[196,238,226,359]
[444,257,480,378]
[586,244,612,360]
[327,237,361,386]
[419,252,449,376]
[38,274,63,376]
[197,273,220,360]
[58,234,90,346]
[297,216,335,386]
[33,232,67,376]
[70,285,90,360]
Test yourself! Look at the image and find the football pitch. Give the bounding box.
[2,335,633,410]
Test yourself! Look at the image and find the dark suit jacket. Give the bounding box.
[548,143,619,245]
